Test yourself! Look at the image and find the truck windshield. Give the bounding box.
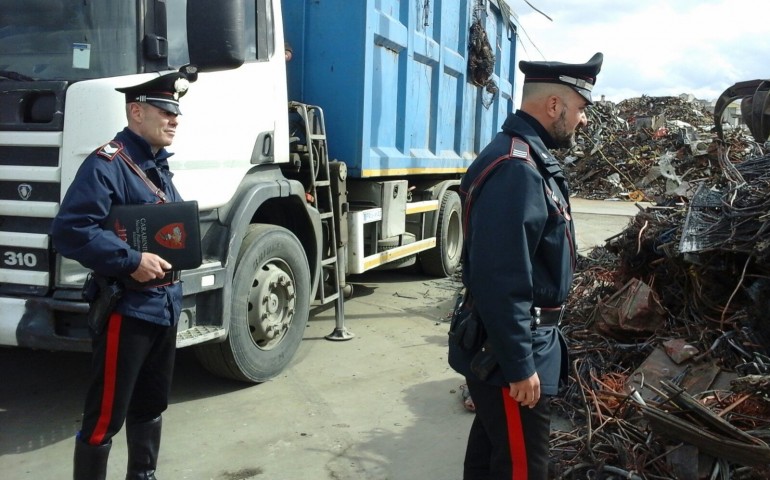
[0,0,137,81]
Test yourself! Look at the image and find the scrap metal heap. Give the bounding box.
[563,94,764,202]
[551,85,770,478]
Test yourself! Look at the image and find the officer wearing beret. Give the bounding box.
[52,71,192,480]
[449,52,603,479]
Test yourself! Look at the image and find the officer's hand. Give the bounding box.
[509,373,541,408]
[131,252,172,283]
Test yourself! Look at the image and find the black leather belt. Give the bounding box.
[124,270,181,290]
[155,270,181,287]
[531,306,565,329]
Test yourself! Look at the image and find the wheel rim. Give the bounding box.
[446,209,462,261]
[246,261,296,350]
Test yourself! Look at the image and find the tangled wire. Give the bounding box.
[467,1,498,108]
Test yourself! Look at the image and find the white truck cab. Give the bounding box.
[0,0,518,382]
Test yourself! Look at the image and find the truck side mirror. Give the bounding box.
[187,0,246,72]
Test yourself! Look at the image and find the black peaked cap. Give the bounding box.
[519,52,603,104]
[115,72,191,115]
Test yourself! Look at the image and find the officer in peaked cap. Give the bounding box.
[519,52,603,104]
[116,71,191,115]
[53,69,194,480]
[450,52,604,480]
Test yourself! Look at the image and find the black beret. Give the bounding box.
[519,52,603,104]
[115,72,191,115]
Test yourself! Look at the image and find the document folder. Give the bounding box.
[104,200,202,271]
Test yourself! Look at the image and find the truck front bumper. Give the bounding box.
[0,296,91,352]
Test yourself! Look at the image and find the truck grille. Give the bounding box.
[0,81,66,296]
[0,141,61,296]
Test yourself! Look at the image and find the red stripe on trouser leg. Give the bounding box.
[88,312,123,445]
[501,388,528,479]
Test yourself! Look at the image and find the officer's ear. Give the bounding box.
[127,102,144,123]
[545,94,562,119]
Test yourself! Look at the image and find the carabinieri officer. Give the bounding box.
[449,53,603,479]
[52,71,192,480]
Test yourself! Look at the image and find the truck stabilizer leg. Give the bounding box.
[325,246,354,341]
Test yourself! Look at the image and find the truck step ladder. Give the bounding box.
[289,102,354,341]
[177,326,227,348]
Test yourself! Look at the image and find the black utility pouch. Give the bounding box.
[470,342,499,381]
[448,289,486,352]
[83,274,123,335]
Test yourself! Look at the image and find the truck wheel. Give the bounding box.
[374,233,417,271]
[419,190,462,277]
[194,224,310,382]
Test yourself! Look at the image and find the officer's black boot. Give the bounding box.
[125,416,162,480]
[73,438,111,480]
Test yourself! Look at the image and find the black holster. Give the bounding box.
[448,289,500,381]
[83,273,124,335]
[448,289,486,352]
[470,342,498,381]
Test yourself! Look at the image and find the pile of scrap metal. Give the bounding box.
[551,81,770,478]
[563,92,765,203]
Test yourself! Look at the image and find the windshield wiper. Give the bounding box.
[0,70,35,81]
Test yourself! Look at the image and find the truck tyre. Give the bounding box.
[419,190,462,277]
[374,233,417,271]
[194,224,311,382]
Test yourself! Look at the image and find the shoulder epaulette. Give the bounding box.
[509,138,530,159]
[95,141,124,161]
[508,137,538,171]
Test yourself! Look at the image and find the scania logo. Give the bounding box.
[18,184,32,200]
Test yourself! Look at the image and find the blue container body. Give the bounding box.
[283,0,518,178]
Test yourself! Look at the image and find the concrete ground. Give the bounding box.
[571,197,644,255]
[0,199,640,480]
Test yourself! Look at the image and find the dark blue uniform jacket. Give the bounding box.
[52,128,183,326]
[449,111,576,395]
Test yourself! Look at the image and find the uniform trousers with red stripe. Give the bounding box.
[79,312,177,446]
[463,378,551,480]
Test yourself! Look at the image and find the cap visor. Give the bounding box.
[146,100,181,115]
[573,87,592,105]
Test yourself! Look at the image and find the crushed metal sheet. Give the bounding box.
[591,277,666,338]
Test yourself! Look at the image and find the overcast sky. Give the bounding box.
[510,0,770,104]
